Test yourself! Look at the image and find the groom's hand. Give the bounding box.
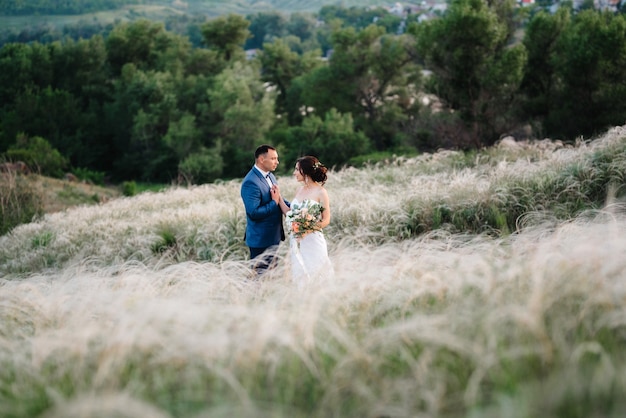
[271,185,281,203]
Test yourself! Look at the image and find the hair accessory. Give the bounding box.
[313,161,322,169]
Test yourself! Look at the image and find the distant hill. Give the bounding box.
[0,0,415,17]
[0,0,417,32]
[180,0,414,15]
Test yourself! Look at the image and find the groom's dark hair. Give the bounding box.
[255,144,276,159]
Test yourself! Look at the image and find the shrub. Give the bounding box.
[6,134,68,178]
[178,148,224,184]
[72,167,106,185]
[122,181,137,197]
[275,109,373,170]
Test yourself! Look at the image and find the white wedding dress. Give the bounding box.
[287,199,334,287]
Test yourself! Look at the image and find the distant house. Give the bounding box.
[245,49,258,60]
[172,0,188,9]
[596,0,621,11]
[548,0,620,12]
[389,2,405,15]
[431,3,448,13]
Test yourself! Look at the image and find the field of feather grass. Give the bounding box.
[2,126,626,417]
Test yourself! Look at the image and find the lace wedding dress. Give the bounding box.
[287,199,334,287]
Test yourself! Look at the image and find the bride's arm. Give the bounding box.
[278,198,290,214]
[318,188,331,229]
[275,185,292,214]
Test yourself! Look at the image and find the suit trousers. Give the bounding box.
[249,245,279,276]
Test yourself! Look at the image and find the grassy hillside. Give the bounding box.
[1,125,626,417]
[31,174,122,213]
[182,0,412,14]
[0,0,415,30]
[0,4,182,29]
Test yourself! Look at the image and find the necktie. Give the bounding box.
[265,173,273,187]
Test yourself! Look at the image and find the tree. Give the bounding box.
[106,20,191,75]
[286,12,317,43]
[163,112,201,161]
[3,86,82,161]
[297,24,420,150]
[0,39,110,169]
[547,10,626,139]
[259,38,322,116]
[0,42,53,111]
[274,108,371,170]
[520,7,570,134]
[201,14,250,63]
[50,36,109,100]
[245,11,288,50]
[103,65,180,181]
[0,43,40,151]
[410,0,527,147]
[206,62,276,178]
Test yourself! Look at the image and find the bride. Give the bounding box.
[274,155,333,286]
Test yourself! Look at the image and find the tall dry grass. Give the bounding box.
[0,169,43,236]
[1,126,626,417]
[3,125,625,275]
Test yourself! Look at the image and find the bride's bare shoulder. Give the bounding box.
[305,187,325,204]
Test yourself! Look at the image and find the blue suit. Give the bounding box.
[241,167,287,251]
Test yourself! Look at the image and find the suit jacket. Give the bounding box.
[240,167,288,248]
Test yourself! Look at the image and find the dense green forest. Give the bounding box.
[1,0,626,184]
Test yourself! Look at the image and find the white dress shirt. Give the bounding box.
[255,165,273,188]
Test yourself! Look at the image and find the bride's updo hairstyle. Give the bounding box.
[297,155,328,185]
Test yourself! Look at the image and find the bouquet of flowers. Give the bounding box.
[286,200,324,239]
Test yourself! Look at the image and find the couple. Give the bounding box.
[240,145,333,285]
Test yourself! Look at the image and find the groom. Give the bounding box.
[240,145,288,275]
